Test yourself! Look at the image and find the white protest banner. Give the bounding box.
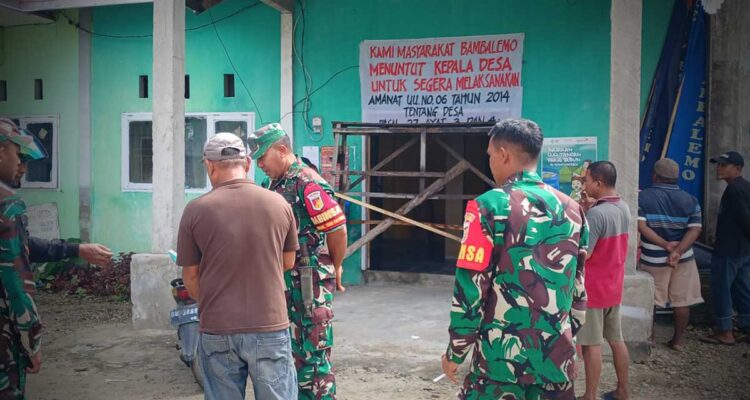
[360,33,524,124]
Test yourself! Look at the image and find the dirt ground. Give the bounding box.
[26,284,750,400]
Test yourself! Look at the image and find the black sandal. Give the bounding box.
[699,335,735,346]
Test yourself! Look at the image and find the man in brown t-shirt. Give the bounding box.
[176,133,299,400]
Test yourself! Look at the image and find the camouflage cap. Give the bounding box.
[0,118,48,161]
[248,123,286,160]
[20,133,48,162]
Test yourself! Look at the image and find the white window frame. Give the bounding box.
[121,112,255,192]
[14,115,59,189]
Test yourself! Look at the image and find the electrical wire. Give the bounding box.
[293,0,326,142]
[208,8,265,124]
[59,10,150,38]
[53,1,357,134]
[57,2,262,39]
[188,2,262,32]
[3,20,56,29]
[277,64,359,122]
[292,9,311,116]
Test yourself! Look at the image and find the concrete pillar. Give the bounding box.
[705,1,750,244]
[280,12,294,140]
[78,8,92,242]
[609,0,642,275]
[610,0,654,362]
[151,0,186,253]
[131,254,179,330]
[132,0,186,330]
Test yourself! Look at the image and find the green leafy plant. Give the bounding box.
[37,251,133,300]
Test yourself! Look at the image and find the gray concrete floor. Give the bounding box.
[28,280,750,399]
[333,281,460,399]
[335,281,452,369]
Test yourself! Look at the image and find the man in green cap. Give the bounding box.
[0,117,47,399]
[249,123,347,400]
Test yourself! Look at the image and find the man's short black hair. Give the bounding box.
[488,118,544,160]
[300,156,319,173]
[587,161,617,187]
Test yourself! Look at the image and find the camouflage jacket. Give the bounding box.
[264,160,346,274]
[447,171,588,384]
[0,183,42,359]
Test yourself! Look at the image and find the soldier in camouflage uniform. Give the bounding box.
[249,124,348,400]
[442,119,588,400]
[7,132,112,266]
[0,118,47,399]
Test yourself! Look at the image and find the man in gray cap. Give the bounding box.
[637,158,703,352]
[702,151,750,345]
[176,133,299,400]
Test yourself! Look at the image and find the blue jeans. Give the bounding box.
[199,329,297,400]
[711,255,750,332]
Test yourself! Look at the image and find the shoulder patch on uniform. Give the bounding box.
[456,200,493,271]
[306,190,325,211]
[303,183,346,233]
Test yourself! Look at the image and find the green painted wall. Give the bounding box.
[289,0,612,283]
[0,0,674,286]
[91,1,280,253]
[0,13,81,239]
[291,0,614,150]
[642,0,676,116]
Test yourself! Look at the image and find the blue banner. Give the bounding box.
[639,0,692,189]
[664,3,707,205]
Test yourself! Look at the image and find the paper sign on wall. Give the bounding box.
[27,203,60,241]
[360,33,524,124]
[302,146,320,171]
[540,137,598,201]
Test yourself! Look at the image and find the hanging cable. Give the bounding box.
[293,0,326,142]
[57,3,262,39]
[4,20,56,29]
[208,8,265,124]
[55,2,357,133]
[277,64,359,122]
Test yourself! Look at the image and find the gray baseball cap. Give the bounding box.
[203,133,247,161]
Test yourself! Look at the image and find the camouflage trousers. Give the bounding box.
[287,267,336,400]
[0,329,26,400]
[0,365,24,400]
[459,373,574,400]
[290,319,335,400]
